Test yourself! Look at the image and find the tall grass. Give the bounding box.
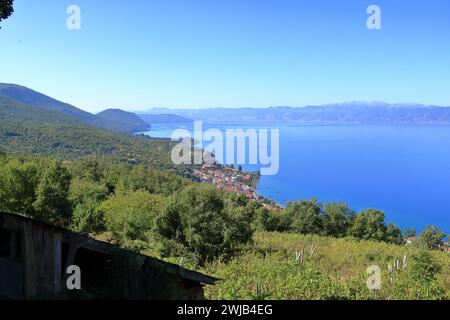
[203,232,450,300]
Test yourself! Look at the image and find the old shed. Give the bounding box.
[0,211,218,300]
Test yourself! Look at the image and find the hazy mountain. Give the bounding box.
[3,83,450,126]
[140,102,450,124]
[139,113,192,124]
[97,109,149,132]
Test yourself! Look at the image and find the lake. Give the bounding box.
[141,123,450,233]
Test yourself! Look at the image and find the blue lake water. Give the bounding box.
[141,123,450,233]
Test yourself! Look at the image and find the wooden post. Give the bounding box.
[295,248,304,264]
[402,255,407,269]
[309,244,316,258]
[388,262,393,283]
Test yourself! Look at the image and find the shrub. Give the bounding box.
[285,199,324,235]
[155,185,254,265]
[33,161,73,226]
[100,190,165,245]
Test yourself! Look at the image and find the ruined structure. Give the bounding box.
[0,212,218,300]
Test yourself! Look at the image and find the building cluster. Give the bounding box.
[193,164,258,200]
[404,237,450,252]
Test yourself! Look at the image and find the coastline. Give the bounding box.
[136,124,450,234]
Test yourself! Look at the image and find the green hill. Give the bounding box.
[0,83,149,132]
[97,108,149,132]
[0,96,185,173]
[0,83,103,126]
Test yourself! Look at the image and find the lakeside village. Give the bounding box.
[192,164,258,200]
[192,163,278,208]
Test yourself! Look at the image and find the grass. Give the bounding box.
[203,232,450,300]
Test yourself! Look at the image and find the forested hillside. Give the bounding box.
[0,83,103,127]
[96,108,149,132]
[0,96,184,173]
[0,83,149,132]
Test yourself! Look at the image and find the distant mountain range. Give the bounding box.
[140,102,450,124]
[0,83,149,132]
[2,83,450,128]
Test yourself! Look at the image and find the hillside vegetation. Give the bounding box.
[0,83,103,127]
[0,153,448,300]
[0,96,185,174]
[0,83,149,132]
[0,86,448,300]
[96,108,149,132]
[204,232,449,300]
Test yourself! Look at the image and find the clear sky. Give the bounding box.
[1,0,449,112]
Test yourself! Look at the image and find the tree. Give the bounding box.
[385,224,404,245]
[33,161,73,226]
[79,159,103,182]
[224,204,254,246]
[0,0,14,27]
[0,158,40,215]
[100,190,165,244]
[285,199,324,235]
[158,185,227,263]
[252,206,282,232]
[155,184,254,265]
[69,177,110,234]
[418,226,446,250]
[71,200,105,234]
[404,228,416,238]
[322,202,354,237]
[408,249,445,299]
[410,249,442,283]
[69,177,109,205]
[110,164,189,196]
[349,209,387,242]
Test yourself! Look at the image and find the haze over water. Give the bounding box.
[142,123,450,234]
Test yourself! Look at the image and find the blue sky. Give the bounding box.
[1,0,449,112]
